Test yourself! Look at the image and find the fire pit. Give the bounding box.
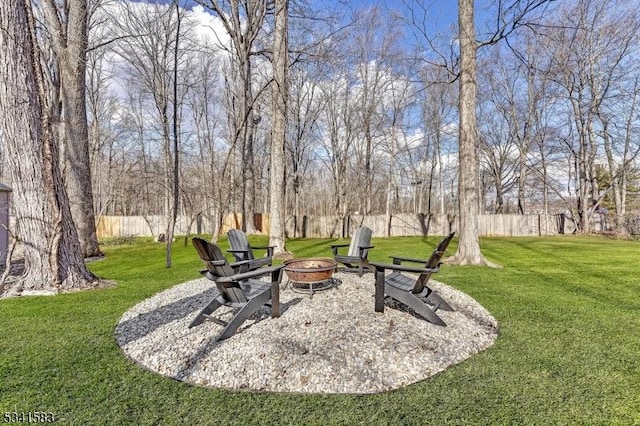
[283,258,337,296]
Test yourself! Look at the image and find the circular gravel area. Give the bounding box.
[115,272,498,394]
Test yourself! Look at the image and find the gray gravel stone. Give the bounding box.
[115,272,498,394]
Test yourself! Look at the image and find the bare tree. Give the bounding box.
[450,0,553,265]
[419,64,457,216]
[198,0,271,234]
[478,49,532,213]
[539,0,639,233]
[120,91,164,219]
[86,34,132,219]
[600,76,640,233]
[286,68,323,236]
[318,74,357,228]
[0,0,100,295]
[164,0,184,267]
[268,0,289,254]
[380,74,414,236]
[41,0,102,258]
[449,0,490,264]
[184,49,234,241]
[478,102,519,213]
[109,1,190,266]
[352,7,400,215]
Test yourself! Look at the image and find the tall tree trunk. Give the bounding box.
[449,0,492,266]
[602,120,622,233]
[540,144,549,216]
[165,0,182,268]
[517,158,527,214]
[240,58,258,233]
[0,0,100,296]
[203,0,267,234]
[269,0,289,255]
[43,0,101,258]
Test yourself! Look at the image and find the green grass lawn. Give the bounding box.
[1,235,639,425]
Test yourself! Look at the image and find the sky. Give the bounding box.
[148,0,512,45]
[313,0,523,43]
[146,0,492,29]
[172,0,461,33]
[320,0,461,40]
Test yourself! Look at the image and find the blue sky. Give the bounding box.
[364,0,458,24]
[319,1,504,46]
[299,0,462,50]
[172,0,459,29]
[145,0,471,47]
[340,0,459,31]
[328,0,516,38]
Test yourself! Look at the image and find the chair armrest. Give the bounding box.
[229,260,251,270]
[227,249,250,254]
[356,245,374,259]
[390,255,427,265]
[200,260,250,277]
[370,261,439,274]
[252,245,275,257]
[205,259,227,267]
[251,245,275,250]
[330,244,349,256]
[218,264,285,283]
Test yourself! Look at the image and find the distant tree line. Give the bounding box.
[71,0,640,237]
[1,0,639,293]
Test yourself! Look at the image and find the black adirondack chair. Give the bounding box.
[371,232,456,326]
[190,238,284,341]
[330,226,374,276]
[227,229,274,271]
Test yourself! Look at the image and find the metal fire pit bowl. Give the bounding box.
[283,258,337,282]
[283,258,337,296]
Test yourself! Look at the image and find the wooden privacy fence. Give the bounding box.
[287,213,567,238]
[96,212,603,239]
[96,213,266,240]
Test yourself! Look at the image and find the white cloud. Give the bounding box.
[88,1,233,102]
[188,5,231,48]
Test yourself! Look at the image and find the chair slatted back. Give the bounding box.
[227,229,254,262]
[413,232,455,294]
[424,232,455,268]
[347,227,373,257]
[192,238,248,304]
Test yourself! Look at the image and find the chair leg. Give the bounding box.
[270,268,282,318]
[424,290,454,312]
[385,285,447,326]
[357,259,372,276]
[189,296,224,328]
[216,289,272,341]
[374,267,385,313]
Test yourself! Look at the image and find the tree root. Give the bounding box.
[444,254,502,269]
